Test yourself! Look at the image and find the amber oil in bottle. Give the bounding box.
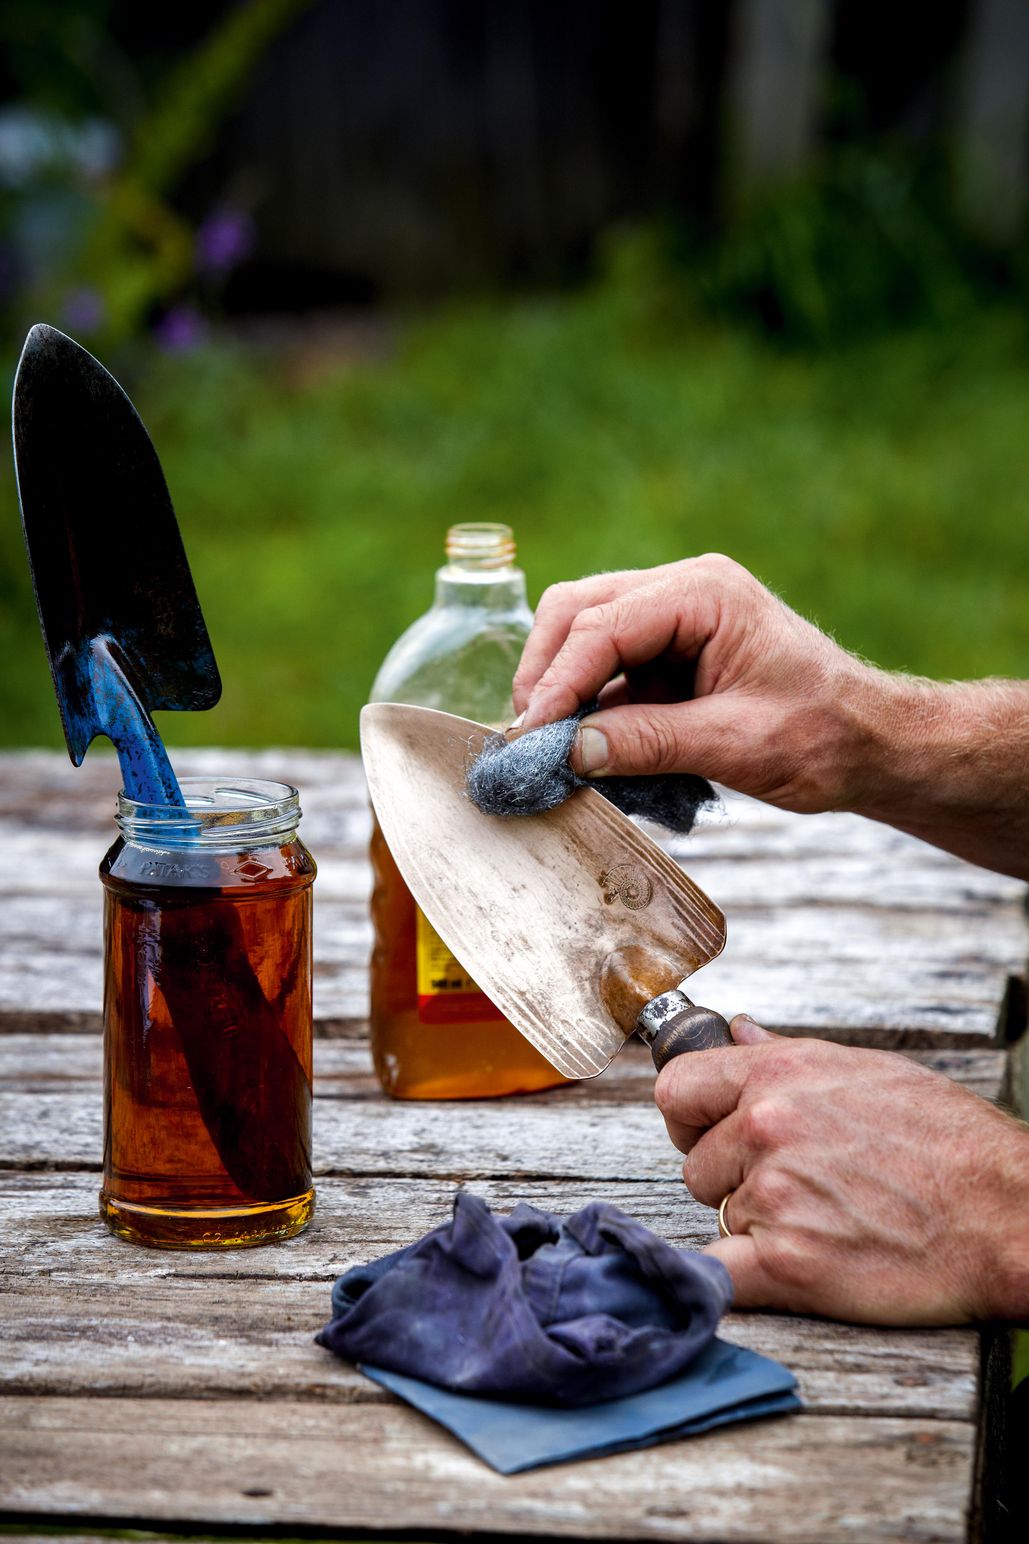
[369,522,567,1098]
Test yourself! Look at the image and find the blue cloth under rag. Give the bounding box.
[315,1193,800,1471]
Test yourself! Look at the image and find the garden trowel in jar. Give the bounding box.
[12,322,307,1197]
[360,703,734,1078]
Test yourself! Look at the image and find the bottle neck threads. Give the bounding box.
[445,522,516,572]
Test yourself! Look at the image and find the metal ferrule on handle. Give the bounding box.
[636,987,734,1070]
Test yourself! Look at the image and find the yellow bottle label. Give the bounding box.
[416,906,478,997]
[415,906,504,1024]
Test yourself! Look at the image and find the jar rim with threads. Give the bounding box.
[115,777,302,850]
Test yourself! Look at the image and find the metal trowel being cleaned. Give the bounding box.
[361,703,734,1077]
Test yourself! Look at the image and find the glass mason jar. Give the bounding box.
[98,778,316,1248]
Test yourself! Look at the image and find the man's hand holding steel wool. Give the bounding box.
[513,554,1029,1326]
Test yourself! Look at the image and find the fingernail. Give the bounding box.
[575,725,609,776]
[509,710,526,729]
[730,1013,772,1044]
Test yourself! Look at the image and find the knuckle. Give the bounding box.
[739,1096,788,1151]
[536,579,576,614]
[567,602,615,640]
[685,1164,719,1208]
[694,552,747,584]
[746,1164,793,1217]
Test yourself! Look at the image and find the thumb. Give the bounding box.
[571,698,736,780]
[729,1013,778,1046]
[704,1236,786,1311]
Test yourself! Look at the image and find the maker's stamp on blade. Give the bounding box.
[599,861,653,911]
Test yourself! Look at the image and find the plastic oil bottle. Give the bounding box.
[368,522,568,1098]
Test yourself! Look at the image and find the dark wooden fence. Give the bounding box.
[196,0,1029,304]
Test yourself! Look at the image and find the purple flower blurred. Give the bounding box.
[153,305,207,352]
[61,287,105,334]
[196,208,256,273]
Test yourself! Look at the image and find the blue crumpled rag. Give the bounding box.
[316,1193,800,1472]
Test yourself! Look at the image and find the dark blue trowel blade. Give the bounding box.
[12,324,221,771]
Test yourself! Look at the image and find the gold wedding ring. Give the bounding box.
[717,1191,734,1239]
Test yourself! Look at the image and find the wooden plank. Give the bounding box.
[0,1088,682,1179]
[0,1157,984,1431]
[689,909,1021,1047]
[2,900,1016,1044]
[0,1171,724,1276]
[0,745,1019,903]
[0,1042,1014,1177]
[0,1396,975,1542]
[0,1035,1011,1105]
[2,752,1024,1049]
[0,1156,992,1286]
[3,888,1020,1045]
[8,746,1028,897]
[0,1241,981,1422]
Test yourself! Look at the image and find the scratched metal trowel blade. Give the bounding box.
[360,703,726,1079]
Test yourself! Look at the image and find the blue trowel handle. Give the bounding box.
[77,636,185,807]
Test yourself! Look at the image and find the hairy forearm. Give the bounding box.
[982,1118,1029,1322]
[841,675,1029,878]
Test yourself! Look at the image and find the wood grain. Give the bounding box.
[0,1219,981,1420]
[0,749,1024,1543]
[1,751,1025,1047]
[0,1033,1012,1104]
[0,1396,976,1543]
[0,1049,1013,1181]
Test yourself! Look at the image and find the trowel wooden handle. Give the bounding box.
[649,1003,734,1070]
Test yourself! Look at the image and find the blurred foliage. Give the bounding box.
[701,153,974,344]
[0,0,310,348]
[1,260,1027,750]
[0,2,1025,351]
[603,151,1010,349]
[1,9,1027,752]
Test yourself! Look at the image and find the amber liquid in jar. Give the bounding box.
[370,817,564,1098]
[99,782,316,1248]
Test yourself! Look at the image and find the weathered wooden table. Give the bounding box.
[1,749,1026,1543]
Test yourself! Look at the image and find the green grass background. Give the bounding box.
[2,280,1027,751]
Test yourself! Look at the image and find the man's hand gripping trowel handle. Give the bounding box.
[636,990,734,1071]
